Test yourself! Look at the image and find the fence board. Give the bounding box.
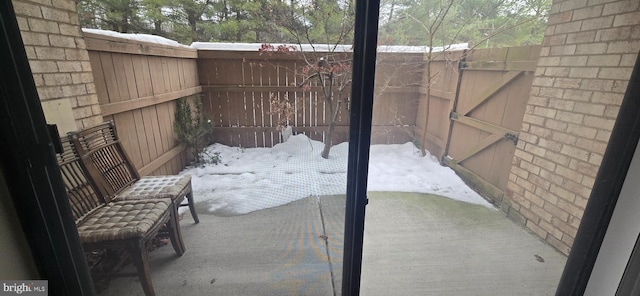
[133,109,151,165]
[166,97,178,150]
[161,57,172,93]
[89,52,109,105]
[111,54,132,101]
[132,55,152,98]
[177,59,186,89]
[99,53,121,103]
[156,102,171,153]
[167,58,180,92]
[483,76,512,164]
[183,59,194,87]
[122,55,139,99]
[148,56,164,95]
[220,91,232,127]
[113,111,142,168]
[141,105,160,161]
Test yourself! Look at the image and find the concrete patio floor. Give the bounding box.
[98,192,566,296]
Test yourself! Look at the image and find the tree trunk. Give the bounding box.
[321,120,336,159]
[187,8,198,42]
[154,21,162,34]
[236,10,241,41]
[420,47,434,156]
[223,0,229,19]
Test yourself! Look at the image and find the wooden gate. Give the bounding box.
[443,46,540,204]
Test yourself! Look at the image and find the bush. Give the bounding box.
[174,96,212,166]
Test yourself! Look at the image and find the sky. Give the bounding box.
[180,134,492,217]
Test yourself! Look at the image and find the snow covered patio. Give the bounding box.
[96,137,566,296]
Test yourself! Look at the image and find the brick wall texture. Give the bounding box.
[505,0,640,255]
[12,0,102,129]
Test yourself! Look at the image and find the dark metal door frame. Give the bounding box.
[617,232,640,295]
[342,0,380,295]
[0,2,95,295]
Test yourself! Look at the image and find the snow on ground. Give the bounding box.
[181,134,492,216]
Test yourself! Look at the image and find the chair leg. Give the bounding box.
[168,205,186,256]
[186,190,199,223]
[129,241,155,296]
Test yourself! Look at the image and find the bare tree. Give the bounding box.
[259,0,354,159]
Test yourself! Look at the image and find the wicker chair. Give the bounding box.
[56,135,185,296]
[70,121,200,224]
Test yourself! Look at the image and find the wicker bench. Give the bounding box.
[70,121,200,224]
[57,135,185,296]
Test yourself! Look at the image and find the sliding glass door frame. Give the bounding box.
[342,0,381,295]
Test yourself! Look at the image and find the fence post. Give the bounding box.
[417,49,465,161]
[442,49,467,162]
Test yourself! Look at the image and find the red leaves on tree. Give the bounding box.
[258,43,297,56]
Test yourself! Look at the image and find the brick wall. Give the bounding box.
[12,0,102,130]
[505,0,640,255]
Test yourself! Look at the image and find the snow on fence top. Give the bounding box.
[378,43,468,53]
[82,28,190,48]
[191,42,353,52]
[191,42,468,53]
[81,28,468,53]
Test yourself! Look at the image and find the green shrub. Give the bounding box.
[174,96,212,166]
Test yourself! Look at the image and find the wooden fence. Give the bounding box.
[197,50,420,148]
[197,45,540,205]
[84,37,538,203]
[85,32,201,176]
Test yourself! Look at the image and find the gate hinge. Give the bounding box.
[505,133,518,145]
[449,111,458,120]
